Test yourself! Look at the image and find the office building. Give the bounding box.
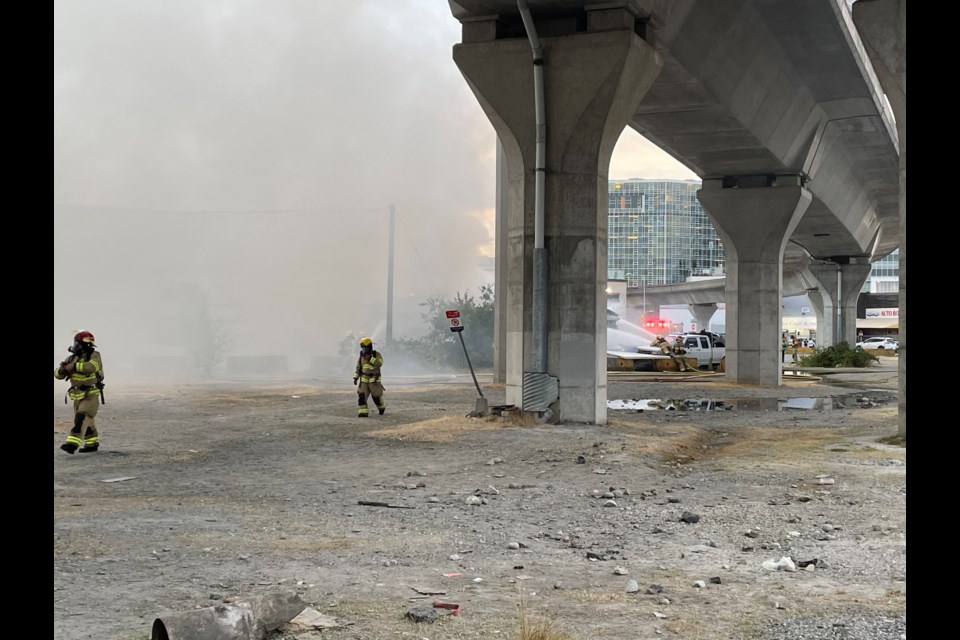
[607,178,898,338]
[607,179,725,289]
[863,249,899,294]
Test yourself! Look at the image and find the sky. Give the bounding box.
[53,0,697,378]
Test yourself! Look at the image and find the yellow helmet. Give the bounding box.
[359,337,373,347]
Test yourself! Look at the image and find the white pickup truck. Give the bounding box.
[608,332,727,372]
[667,333,727,370]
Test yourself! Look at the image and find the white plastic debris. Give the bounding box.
[761,556,797,572]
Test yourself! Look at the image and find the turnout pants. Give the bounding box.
[65,395,100,449]
[357,381,385,416]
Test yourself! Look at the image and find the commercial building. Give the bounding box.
[607,178,725,288]
[607,178,725,329]
[607,178,898,339]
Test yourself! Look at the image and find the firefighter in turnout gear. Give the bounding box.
[353,337,385,417]
[672,336,695,372]
[55,331,105,454]
[651,335,694,372]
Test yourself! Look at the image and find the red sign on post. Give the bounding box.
[446,309,464,332]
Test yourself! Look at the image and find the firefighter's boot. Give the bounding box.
[358,393,369,417]
[62,414,84,454]
[374,396,385,415]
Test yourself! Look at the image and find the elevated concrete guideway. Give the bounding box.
[448,0,905,426]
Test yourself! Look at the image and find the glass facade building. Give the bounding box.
[607,177,896,296]
[607,179,724,288]
[863,249,899,293]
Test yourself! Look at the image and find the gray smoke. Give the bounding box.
[54,0,496,380]
[53,0,696,383]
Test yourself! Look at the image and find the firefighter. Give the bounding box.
[671,336,695,372]
[353,337,385,417]
[651,336,693,372]
[651,335,670,354]
[55,331,105,454]
[674,335,686,355]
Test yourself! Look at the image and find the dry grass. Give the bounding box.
[877,434,906,447]
[516,591,578,640]
[608,419,709,463]
[368,416,503,442]
[502,410,548,427]
[271,536,357,552]
[828,444,906,462]
[694,427,848,473]
[610,420,897,475]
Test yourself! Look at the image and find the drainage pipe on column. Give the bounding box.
[835,262,842,344]
[517,0,548,373]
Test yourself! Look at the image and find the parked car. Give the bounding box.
[856,336,899,351]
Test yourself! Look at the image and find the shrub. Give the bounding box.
[797,341,879,368]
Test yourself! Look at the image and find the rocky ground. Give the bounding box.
[53,359,905,640]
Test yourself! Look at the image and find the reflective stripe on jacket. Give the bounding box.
[355,351,383,383]
[54,351,104,400]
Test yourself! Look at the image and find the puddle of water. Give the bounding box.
[607,396,852,411]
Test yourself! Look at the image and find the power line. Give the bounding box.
[53,203,392,216]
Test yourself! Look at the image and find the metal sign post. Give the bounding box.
[446,310,486,415]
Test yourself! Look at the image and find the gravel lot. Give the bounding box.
[53,360,905,640]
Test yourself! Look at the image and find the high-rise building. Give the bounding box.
[607,178,724,288]
[863,249,899,293]
[607,178,897,337]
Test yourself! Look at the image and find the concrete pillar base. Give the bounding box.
[698,177,811,386]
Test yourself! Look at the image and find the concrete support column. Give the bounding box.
[840,263,872,344]
[808,261,871,346]
[853,0,905,437]
[807,264,839,346]
[804,288,827,343]
[493,138,508,385]
[454,17,661,423]
[698,177,811,386]
[689,303,718,333]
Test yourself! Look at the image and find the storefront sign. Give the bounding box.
[865,308,899,318]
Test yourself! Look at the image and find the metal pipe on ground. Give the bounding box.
[151,592,305,640]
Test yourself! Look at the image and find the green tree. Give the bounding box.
[393,285,495,369]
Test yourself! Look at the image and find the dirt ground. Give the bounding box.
[53,360,905,640]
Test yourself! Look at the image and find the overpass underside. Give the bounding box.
[451,0,902,425]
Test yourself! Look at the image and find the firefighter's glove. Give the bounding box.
[353,377,358,385]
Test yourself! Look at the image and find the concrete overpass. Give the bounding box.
[448,0,905,430]
[622,250,873,346]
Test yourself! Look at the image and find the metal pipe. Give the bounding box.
[836,262,842,344]
[517,0,548,372]
[151,592,305,640]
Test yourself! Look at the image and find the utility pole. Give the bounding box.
[386,205,395,350]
